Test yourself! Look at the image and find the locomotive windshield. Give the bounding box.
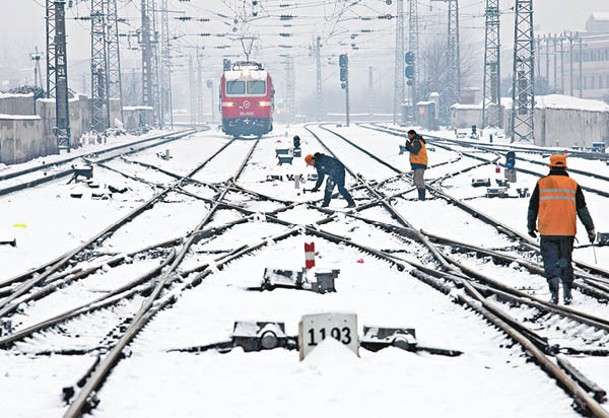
[247,80,267,94]
[226,81,245,95]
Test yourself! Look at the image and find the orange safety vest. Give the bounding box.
[409,137,428,166]
[537,175,578,236]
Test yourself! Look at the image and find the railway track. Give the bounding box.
[1,125,607,417]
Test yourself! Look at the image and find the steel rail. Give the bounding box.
[0,138,238,318]
[62,138,261,417]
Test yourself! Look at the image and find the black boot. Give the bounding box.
[563,280,573,305]
[548,277,559,304]
[418,188,426,201]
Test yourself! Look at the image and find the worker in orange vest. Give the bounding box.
[405,129,428,200]
[527,154,596,305]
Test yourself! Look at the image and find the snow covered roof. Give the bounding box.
[590,12,609,21]
[536,94,609,112]
[451,95,609,113]
[0,114,40,120]
[0,92,34,99]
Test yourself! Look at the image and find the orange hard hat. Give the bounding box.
[304,154,314,165]
[550,154,567,168]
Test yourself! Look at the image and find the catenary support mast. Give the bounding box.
[510,0,535,143]
[482,0,502,128]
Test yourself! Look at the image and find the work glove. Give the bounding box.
[311,187,319,192]
[528,228,537,239]
[588,229,596,243]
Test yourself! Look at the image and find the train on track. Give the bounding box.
[220,61,274,138]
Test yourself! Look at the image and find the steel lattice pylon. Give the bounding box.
[393,0,405,124]
[54,1,71,151]
[407,0,418,122]
[91,0,109,132]
[285,55,296,124]
[511,0,535,143]
[315,36,323,122]
[160,0,173,128]
[141,0,153,109]
[482,0,502,128]
[447,0,461,106]
[107,0,124,123]
[46,0,57,98]
[431,0,461,116]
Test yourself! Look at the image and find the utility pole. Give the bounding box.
[545,35,551,91]
[510,0,535,144]
[566,32,576,96]
[160,0,173,128]
[196,48,204,125]
[368,66,374,119]
[560,34,565,93]
[406,0,418,122]
[482,0,502,128]
[552,34,558,92]
[189,55,196,125]
[393,0,405,124]
[91,0,109,132]
[53,1,71,151]
[150,0,161,127]
[315,36,323,122]
[107,0,124,124]
[578,34,583,98]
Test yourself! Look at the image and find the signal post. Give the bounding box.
[339,54,349,127]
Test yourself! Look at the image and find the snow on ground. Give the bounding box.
[0,124,608,417]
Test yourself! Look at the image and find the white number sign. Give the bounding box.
[298,313,358,360]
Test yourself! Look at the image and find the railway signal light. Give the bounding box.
[405,51,415,86]
[339,54,348,83]
[506,151,516,169]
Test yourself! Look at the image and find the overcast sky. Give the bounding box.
[3,0,609,66]
[1,0,608,111]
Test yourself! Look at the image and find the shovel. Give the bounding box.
[0,239,16,247]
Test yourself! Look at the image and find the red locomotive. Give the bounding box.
[220,61,274,138]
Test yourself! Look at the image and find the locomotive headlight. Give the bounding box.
[221,102,235,107]
[259,101,272,107]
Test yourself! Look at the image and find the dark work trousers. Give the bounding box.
[323,169,355,207]
[540,236,574,298]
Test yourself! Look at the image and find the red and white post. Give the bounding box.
[304,242,315,269]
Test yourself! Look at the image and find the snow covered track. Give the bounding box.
[1,126,608,417]
[0,129,197,197]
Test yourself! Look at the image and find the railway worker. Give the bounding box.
[527,154,596,305]
[405,129,428,201]
[304,153,356,209]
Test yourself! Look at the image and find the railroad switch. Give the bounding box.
[170,321,298,355]
[471,178,491,188]
[68,165,93,184]
[360,326,463,357]
[516,187,530,198]
[495,179,509,187]
[485,187,509,198]
[249,268,339,294]
[233,321,295,352]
